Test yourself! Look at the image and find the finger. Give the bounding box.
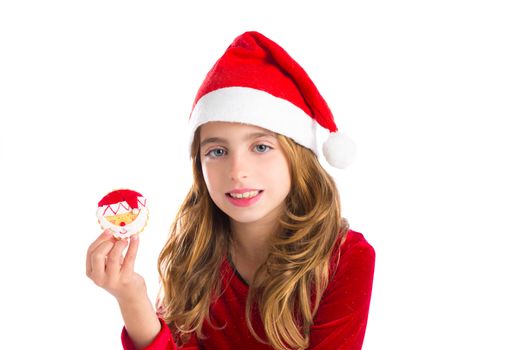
[88,228,115,253]
[106,238,130,277]
[121,235,140,276]
[86,229,115,276]
[89,239,117,280]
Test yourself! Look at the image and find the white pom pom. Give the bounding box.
[322,131,356,169]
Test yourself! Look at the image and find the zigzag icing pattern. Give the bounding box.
[100,197,147,216]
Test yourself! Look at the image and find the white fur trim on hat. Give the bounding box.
[188,86,318,155]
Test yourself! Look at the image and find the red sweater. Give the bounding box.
[121,229,375,350]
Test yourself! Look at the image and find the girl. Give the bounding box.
[86,31,375,350]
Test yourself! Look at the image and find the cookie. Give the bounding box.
[96,189,149,239]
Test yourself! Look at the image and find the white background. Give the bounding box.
[1,1,524,349]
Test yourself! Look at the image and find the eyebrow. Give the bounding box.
[200,132,277,147]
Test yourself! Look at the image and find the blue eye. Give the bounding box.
[255,144,272,153]
[204,144,273,159]
[206,149,225,158]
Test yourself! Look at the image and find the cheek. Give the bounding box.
[200,163,213,191]
[201,163,223,194]
[262,157,291,193]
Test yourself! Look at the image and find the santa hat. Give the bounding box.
[187,31,356,169]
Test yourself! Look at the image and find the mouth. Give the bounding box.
[226,190,263,198]
[225,190,264,207]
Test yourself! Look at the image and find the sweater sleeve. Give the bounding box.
[121,317,200,350]
[307,231,376,350]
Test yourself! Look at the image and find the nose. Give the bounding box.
[229,151,249,181]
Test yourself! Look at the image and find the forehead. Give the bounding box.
[199,121,275,139]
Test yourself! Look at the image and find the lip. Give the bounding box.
[226,190,263,207]
[226,188,262,194]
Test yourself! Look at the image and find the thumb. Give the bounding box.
[121,235,140,275]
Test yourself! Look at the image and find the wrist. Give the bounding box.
[116,289,149,307]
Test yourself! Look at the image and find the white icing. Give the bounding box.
[96,204,149,239]
[137,196,146,207]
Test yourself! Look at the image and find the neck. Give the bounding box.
[229,220,277,266]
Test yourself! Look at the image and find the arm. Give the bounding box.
[120,296,201,350]
[307,232,376,350]
[118,295,163,349]
[121,317,178,350]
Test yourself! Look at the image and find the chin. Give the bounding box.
[223,210,266,224]
[212,195,275,224]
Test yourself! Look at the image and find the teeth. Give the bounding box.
[229,190,260,199]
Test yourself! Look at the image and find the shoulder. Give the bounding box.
[309,228,376,346]
[311,228,375,327]
[327,228,376,290]
[339,228,375,259]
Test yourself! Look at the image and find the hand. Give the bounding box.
[86,229,147,304]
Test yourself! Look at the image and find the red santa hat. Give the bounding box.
[98,189,144,215]
[187,31,356,169]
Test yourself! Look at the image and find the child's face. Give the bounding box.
[199,121,291,226]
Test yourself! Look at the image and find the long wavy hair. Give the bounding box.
[157,125,350,350]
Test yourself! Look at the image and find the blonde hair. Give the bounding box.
[157,126,349,349]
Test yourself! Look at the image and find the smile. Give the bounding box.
[226,190,263,207]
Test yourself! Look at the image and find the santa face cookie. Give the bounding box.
[96,189,148,239]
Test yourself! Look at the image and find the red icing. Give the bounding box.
[98,189,143,210]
